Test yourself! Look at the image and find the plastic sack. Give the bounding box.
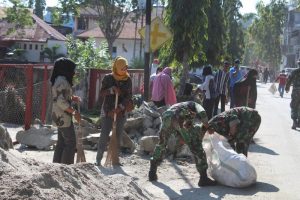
[203,133,257,188]
[268,83,277,95]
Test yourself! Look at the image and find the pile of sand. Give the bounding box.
[0,148,151,200]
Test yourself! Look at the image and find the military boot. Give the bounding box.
[292,119,297,129]
[148,160,158,181]
[198,170,217,187]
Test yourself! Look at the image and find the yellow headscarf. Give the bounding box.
[112,56,130,81]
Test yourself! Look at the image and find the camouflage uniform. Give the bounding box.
[208,107,261,156]
[151,101,209,173]
[285,68,300,127]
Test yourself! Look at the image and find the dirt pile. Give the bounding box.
[0,148,151,200]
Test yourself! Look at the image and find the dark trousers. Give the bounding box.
[53,123,76,165]
[96,115,126,164]
[203,98,215,120]
[213,94,226,116]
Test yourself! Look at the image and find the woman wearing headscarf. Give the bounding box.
[151,67,177,107]
[51,57,81,164]
[95,56,133,166]
[233,69,258,109]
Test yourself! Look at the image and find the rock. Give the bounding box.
[139,136,159,153]
[0,125,13,150]
[85,133,100,144]
[142,101,161,118]
[121,131,135,153]
[128,129,142,138]
[153,117,162,129]
[143,128,157,136]
[16,127,57,150]
[143,116,153,129]
[124,117,144,131]
[76,126,99,138]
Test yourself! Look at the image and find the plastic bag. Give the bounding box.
[203,133,257,188]
[268,83,277,95]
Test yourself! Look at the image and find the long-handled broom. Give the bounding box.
[76,102,86,163]
[105,93,120,166]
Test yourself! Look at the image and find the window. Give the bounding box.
[35,44,38,50]
[29,44,32,50]
[77,17,88,30]
[24,44,27,49]
[41,45,44,50]
[112,47,117,58]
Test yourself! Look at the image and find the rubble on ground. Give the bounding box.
[0,148,151,200]
[0,124,13,150]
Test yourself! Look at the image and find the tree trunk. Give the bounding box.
[107,39,114,57]
[178,52,190,96]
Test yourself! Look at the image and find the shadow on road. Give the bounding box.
[151,181,279,200]
[180,181,279,200]
[248,143,279,155]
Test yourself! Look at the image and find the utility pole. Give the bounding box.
[143,0,151,101]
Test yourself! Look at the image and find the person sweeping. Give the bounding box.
[95,56,133,166]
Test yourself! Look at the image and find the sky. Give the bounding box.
[45,0,271,14]
[240,0,271,14]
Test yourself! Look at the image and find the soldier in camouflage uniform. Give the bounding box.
[148,101,217,187]
[51,58,81,164]
[285,59,300,129]
[207,107,261,156]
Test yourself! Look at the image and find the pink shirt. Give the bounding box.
[151,68,177,106]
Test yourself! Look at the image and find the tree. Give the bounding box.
[249,0,287,69]
[60,0,136,56]
[223,0,244,62]
[65,36,111,108]
[41,45,65,62]
[204,0,225,66]
[160,0,209,95]
[34,0,46,19]
[5,0,33,34]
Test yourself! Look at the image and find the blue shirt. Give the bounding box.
[229,67,242,88]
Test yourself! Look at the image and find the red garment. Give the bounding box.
[276,73,287,85]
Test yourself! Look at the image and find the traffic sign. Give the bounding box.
[139,17,173,52]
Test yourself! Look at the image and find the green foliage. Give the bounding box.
[204,0,225,66]
[41,45,65,63]
[34,0,46,19]
[66,35,111,80]
[223,0,244,62]
[5,0,33,34]
[248,0,287,69]
[130,57,144,69]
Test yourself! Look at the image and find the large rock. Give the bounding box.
[121,131,135,153]
[16,127,57,150]
[0,125,13,150]
[143,116,153,129]
[142,101,161,118]
[139,136,159,153]
[124,117,144,131]
[143,128,157,136]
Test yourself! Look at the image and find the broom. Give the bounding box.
[76,102,86,163]
[104,93,120,166]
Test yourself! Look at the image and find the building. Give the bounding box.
[0,8,67,63]
[282,5,300,69]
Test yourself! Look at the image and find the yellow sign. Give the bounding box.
[139,17,173,52]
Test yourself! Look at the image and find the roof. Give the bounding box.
[0,8,66,42]
[77,6,165,40]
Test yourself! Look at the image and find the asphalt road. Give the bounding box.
[142,82,300,200]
